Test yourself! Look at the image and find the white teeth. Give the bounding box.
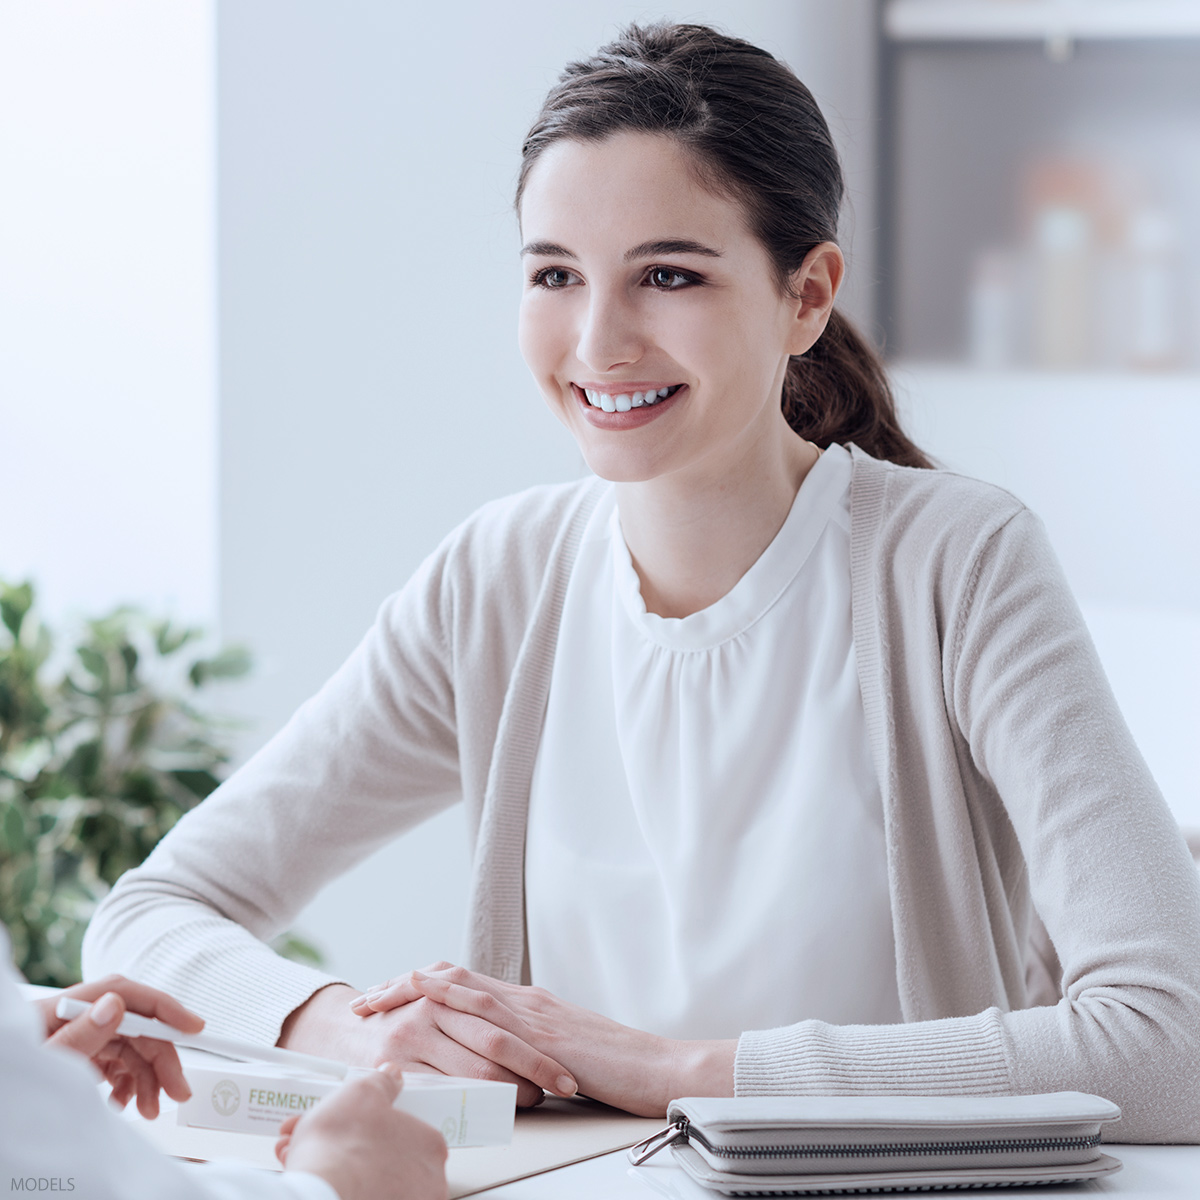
[580,385,678,412]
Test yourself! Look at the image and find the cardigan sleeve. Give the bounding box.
[81,539,462,1046]
[954,508,1200,1139]
[736,502,1200,1142]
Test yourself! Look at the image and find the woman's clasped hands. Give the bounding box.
[348,963,732,1117]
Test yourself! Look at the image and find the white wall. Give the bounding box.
[216,0,850,988]
[0,0,216,627]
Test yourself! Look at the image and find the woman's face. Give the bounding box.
[517,131,838,485]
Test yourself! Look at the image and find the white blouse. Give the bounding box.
[525,444,902,1041]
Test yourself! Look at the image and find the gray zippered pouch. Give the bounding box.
[629,1093,1122,1194]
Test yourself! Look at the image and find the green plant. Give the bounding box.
[0,579,322,986]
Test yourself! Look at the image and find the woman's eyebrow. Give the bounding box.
[521,240,576,259]
[519,238,723,260]
[624,238,722,261]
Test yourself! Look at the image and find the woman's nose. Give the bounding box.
[575,290,645,371]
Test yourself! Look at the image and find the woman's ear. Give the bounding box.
[785,242,845,356]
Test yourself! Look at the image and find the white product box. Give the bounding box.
[176,1051,516,1147]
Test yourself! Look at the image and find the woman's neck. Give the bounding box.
[614,426,821,619]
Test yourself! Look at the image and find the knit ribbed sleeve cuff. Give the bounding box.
[132,914,349,1047]
[735,1009,1012,1097]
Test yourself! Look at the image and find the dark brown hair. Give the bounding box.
[516,21,932,469]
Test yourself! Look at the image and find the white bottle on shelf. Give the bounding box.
[967,248,1019,369]
[1126,207,1179,370]
[1032,204,1093,369]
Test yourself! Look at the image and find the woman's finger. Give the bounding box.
[45,992,125,1060]
[428,1000,576,1097]
[351,975,424,1014]
[412,973,547,1043]
[117,1041,164,1120]
[410,973,525,1028]
[53,975,205,1034]
[129,1036,193,1103]
[349,960,471,1015]
[108,1068,134,1110]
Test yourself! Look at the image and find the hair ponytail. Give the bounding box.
[518,21,933,470]
[785,310,932,468]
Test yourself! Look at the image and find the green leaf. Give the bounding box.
[77,646,109,682]
[0,581,33,640]
[63,739,103,790]
[155,621,201,657]
[189,645,252,687]
[0,801,29,854]
[271,931,325,968]
[13,862,38,907]
[171,769,222,800]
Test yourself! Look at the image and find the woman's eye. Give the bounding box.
[646,267,692,290]
[533,267,578,289]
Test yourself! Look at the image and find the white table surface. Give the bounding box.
[478,1144,1200,1198]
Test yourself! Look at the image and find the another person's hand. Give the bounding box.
[275,1063,448,1200]
[350,964,735,1117]
[35,974,204,1119]
[279,979,578,1108]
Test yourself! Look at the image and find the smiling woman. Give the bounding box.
[82,21,1200,1142]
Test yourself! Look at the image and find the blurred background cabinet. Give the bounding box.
[868,0,1200,826]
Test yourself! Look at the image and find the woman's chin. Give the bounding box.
[577,449,667,484]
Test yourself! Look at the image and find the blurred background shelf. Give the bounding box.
[891,363,1200,395]
[876,9,1200,373]
[885,1,1200,42]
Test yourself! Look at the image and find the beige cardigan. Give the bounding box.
[82,447,1200,1141]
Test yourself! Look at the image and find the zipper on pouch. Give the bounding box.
[629,1117,1102,1166]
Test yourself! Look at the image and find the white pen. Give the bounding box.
[55,996,350,1079]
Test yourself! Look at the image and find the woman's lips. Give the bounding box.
[572,383,686,429]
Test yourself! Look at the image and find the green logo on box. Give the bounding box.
[212,1080,241,1117]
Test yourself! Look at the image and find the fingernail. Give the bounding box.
[557,1075,577,1096]
[356,990,381,1004]
[410,971,427,981]
[90,993,122,1026]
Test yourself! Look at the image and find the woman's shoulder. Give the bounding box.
[422,476,609,607]
[376,476,608,662]
[448,475,607,557]
[848,444,1032,561]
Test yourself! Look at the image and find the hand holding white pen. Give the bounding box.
[35,974,206,1119]
[54,994,350,1079]
[40,979,449,1200]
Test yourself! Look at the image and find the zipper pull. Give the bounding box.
[628,1118,688,1165]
